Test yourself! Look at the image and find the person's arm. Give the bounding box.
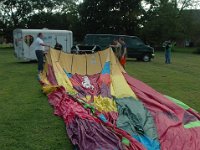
[110,44,118,48]
[40,41,50,53]
[40,43,50,47]
[39,40,50,54]
[122,44,127,57]
[38,38,50,47]
[122,47,127,57]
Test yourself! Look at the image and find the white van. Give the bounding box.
[13,29,73,61]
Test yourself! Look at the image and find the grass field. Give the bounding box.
[0,48,200,149]
[0,48,72,150]
[126,50,200,112]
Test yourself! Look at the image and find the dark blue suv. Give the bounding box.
[84,34,155,62]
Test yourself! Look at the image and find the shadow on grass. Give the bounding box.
[5,60,38,68]
[126,58,152,63]
[126,58,138,62]
[16,60,38,64]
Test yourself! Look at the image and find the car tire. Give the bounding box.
[143,54,151,62]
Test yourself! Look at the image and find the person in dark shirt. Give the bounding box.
[165,41,171,64]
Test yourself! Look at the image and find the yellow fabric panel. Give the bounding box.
[50,50,76,95]
[110,83,115,97]
[46,49,136,98]
[71,54,86,75]
[86,53,102,75]
[42,85,59,94]
[43,60,49,76]
[45,49,53,65]
[93,96,117,112]
[110,50,137,99]
[40,72,50,86]
[38,62,59,94]
[49,48,112,75]
[54,62,76,95]
[98,48,111,66]
[117,58,126,73]
[50,50,72,86]
[50,48,60,62]
[58,51,73,73]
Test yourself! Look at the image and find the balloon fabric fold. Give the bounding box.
[38,48,200,150]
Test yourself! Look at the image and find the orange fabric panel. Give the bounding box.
[58,52,73,73]
[86,53,102,75]
[71,54,87,75]
[98,48,111,66]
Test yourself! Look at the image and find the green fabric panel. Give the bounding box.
[115,97,158,140]
[122,137,130,146]
[184,121,200,128]
[165,95,190,110]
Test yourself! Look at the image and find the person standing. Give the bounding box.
[165,41,171,64]
[34,33,50,73]
[109,39,122,60]
[119,37,127,68]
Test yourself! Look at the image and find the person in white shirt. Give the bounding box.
[34,33,50,73]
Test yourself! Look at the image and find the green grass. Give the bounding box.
[126,51,200,112]
[0,48,200,149]
[173,47,197,53]
[0,48,72,150]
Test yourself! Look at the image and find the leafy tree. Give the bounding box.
[179,10,200,46]
[78,0,144,36]
[139,0,200,47]
[0,0,55,27]
[0,0,79,41]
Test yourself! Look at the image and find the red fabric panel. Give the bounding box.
[103,112,118,125]
[123,73,185,120]
[67,117,124,150]
[99,74,111,86]
[47,64,57,85]
[70,74,112,99]
[124,73,200,150]
[120,56,126,65]
[48,87,97,124]
[71,74,100,97]
[48,87,146,150]
[187,108,200,120]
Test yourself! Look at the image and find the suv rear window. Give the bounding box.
[93,36,113,47]
[124,37,144,47]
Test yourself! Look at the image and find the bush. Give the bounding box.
[195,47,200,54]
[0,43,13,48]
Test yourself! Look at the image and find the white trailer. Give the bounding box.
[13,29,73,61]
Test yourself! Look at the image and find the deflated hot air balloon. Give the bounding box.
[38,48,200,150]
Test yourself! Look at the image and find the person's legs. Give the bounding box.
[165,52,171,64]
[35,50,44,73]
[168,53,171,64]
[165,53,168,63]
[122,56,126,69]
[167,53,171,64]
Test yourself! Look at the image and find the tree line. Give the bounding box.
[0,0,200,47]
